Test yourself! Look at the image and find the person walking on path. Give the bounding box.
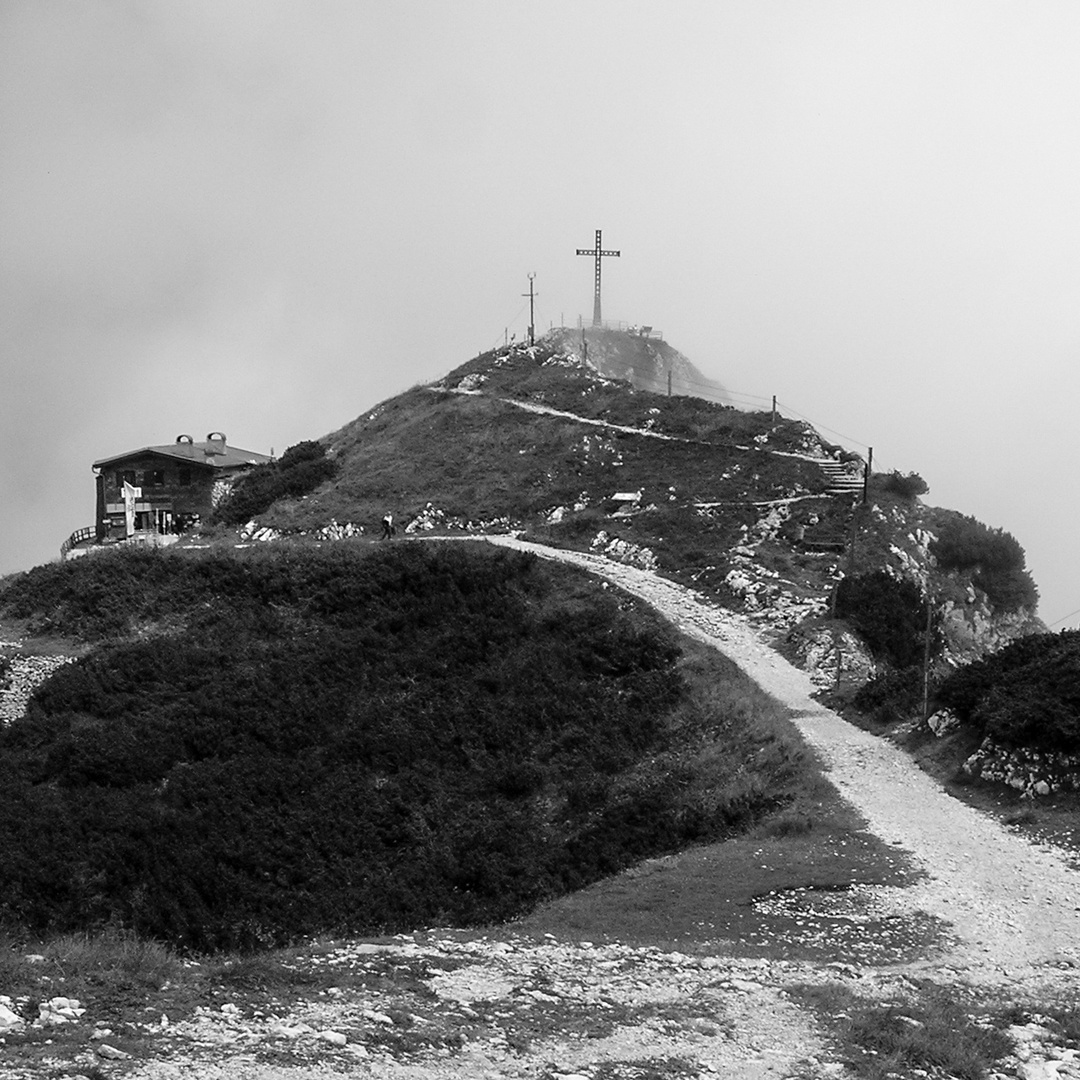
[381,512,395,539]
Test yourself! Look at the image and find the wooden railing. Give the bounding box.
[60,526,95,560]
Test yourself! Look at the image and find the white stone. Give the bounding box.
[361,1008,395,1025]
[270,1022,314,1038]
[1018,1062,1063,1080]
[317,1029,347,1046]
[0,1003,23,1033]
[928,709,960,737]
[96,1044,129,1060]
[36,996,85,1026]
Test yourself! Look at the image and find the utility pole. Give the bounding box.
[771,395,777,425]
[522,273,537,346]
[922,591,934,721]
[667,369,672,397]
[863,447,873,504]
[846,503,860,578]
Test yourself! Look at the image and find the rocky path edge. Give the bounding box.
[482,535,1080,991]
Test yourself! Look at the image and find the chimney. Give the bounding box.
[205,432,227,457]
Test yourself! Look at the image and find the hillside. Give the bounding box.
[0,540,1077,1080]
[0,542,820,951]
[233,329,1041,679]
[0,330,1077,1078]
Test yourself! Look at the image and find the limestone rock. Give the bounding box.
[927,709,960,737]
[36,996,85,1026]
[590,530,659,571]
[0,1000,24,1033]
[784,623,876,690]
[963,737,1080,797]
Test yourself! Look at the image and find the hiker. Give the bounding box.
[381,512,394,539]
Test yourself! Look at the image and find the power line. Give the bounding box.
[775,400,872,451]
[477,324,887,463]
[1046,607,1080,629]
[488,300,531,350]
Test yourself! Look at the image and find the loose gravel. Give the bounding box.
[484,537,1080,990]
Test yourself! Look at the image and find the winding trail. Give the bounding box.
[5,535,1078,1080]
[483,535,1080,989]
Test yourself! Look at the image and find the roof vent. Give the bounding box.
[176,434,193,444]
[207,432,226,445]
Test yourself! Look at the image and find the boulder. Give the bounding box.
[927,709,960,737]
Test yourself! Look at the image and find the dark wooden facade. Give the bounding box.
[93,433,271,541]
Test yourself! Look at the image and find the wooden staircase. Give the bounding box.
[818,460,864,497]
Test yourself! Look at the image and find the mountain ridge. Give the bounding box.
[236,329,1040,681]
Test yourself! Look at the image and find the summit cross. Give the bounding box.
[576,229,620,328]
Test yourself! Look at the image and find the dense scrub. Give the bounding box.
[835,571,938,669]
[930,514,1037,613]
[213,440,338,526]
[852,666,926,726]
[0,543,806,950]
[935,630,1080,752]
[874,470,929,499]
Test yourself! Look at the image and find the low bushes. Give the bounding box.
[213,440,338,526]
[0,543,803,951]
[853,666,926,725]
[835,571,937,669]
[934,630,1080,752]
[876,470,929,499]
[930,514,1037,613]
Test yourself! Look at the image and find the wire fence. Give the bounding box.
[481,318,896,471]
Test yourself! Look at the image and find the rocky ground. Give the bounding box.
[1,538,1078,1079]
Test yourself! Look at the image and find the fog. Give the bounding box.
[3,1,1078,626]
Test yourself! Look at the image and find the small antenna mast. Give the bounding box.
[522,273,537,346]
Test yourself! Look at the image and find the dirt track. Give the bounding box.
[484,536,1080,988]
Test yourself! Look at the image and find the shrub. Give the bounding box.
[0,543,804,951]
[930,514,1037,612]
[835,571,937,669]
[878,470,928,499]
[935,630,1080,752]
[213,440,338,526]
[853,666,925,725]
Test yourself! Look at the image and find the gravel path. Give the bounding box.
[4,538,1079,1080]
[484,536,1080,989]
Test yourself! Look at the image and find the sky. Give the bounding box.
[3,1,1079,627]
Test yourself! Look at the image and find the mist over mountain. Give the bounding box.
[544,326,729,401]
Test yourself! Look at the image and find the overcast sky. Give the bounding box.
[3,1,1079,626]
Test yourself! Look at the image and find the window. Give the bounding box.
[147,470,165,487]
[118,470,137,488]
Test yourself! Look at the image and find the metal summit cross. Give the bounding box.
[576,229,620,327]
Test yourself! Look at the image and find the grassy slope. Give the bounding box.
[255,346,840,602]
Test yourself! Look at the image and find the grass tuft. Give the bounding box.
[791,981,1014,1080]
[44,927,179,991]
